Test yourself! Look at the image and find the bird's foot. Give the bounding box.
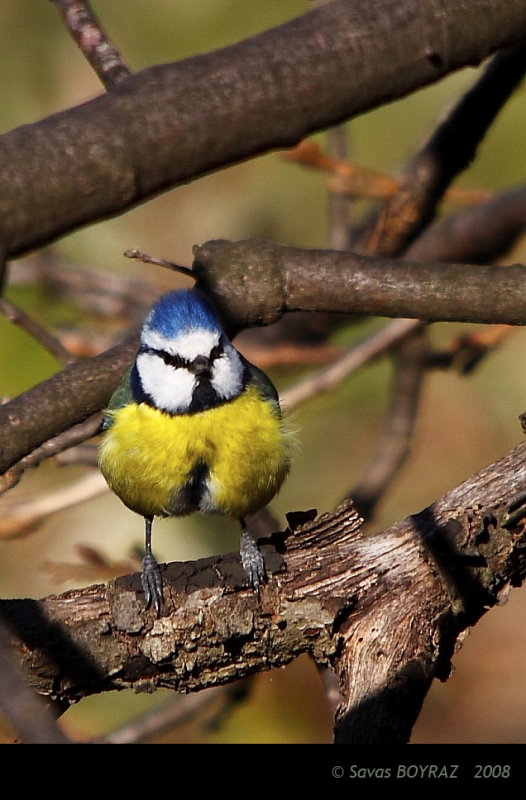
[240,529,267,599]
[141,552,164,615]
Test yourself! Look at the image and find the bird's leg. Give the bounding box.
[239,518,267,598]
[141,516,163,615]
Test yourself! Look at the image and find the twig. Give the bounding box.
[14,251,158,321]
[97,688,226,744]
[54,443,98,468]
[325,127,351,251]
[96,679,253,744]
[280,319,419,409]
[0,336,138,477]
[124,248,195,280]
[42,545,140,586]
[0,414,103,496]
[237,340,342,370]
[429,325,511,374]
[49,0,131,89]
[0,297,74,366]
[349,329,428,520]
[0,471,109,539]
[285,140,492,206]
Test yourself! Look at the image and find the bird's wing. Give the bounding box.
[242,357,281,414]
[101,367,134,430]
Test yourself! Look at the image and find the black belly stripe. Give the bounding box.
[167,459,209,515]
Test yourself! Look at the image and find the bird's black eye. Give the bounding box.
[210,338,225,362]
[162,351,187,369]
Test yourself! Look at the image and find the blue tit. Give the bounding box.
[98,288,293,613]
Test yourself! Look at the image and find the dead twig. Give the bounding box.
[280,319,420,409]
[0,414,103,496]
[49,0,131,89]
[0,471,108,540]
[285,140,492,206]
[0,297,74,366]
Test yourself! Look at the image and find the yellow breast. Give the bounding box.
[99,384,292,520]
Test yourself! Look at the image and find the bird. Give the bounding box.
[98,288,292,613]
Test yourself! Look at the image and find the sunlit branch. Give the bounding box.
[361,42,526,256]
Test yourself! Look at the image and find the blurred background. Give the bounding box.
[1,0,526,743]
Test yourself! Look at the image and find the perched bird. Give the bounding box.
[99,288,292,613]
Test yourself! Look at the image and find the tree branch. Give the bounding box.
[0,337,137,475]
[3,236,526,476]
[1,439,525,743]
[361,41,526,256]
[192,239,526,328]
[2,0,526,257]
[406,186,526,264]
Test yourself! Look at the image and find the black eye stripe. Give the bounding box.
[162,351,187,369]
[140,346,188,368]
[140,341,224,370]
[209,342,224,361]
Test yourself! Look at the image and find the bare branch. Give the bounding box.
[280,319,420,409]
[407,186,526,265]
[0,471,108,540]
[0,297,74,366]
[1,0,526,257]
[124,248,195,279]
[362,41,526,256]
[0,338,137,475]
[96,684,243,744]
[286,140,491,206]
[0,414,102,496]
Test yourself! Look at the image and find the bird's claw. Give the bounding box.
[141,552,164,615]
[240,530,267,599]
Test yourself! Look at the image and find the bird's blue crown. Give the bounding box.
[143,289,223,338]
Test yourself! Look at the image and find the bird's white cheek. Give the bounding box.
[212,350,244,399]
[136,353,195,413]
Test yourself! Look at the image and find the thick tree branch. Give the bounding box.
[192,239,526,328]
[0,337,137,475]
[1,0,526,257]
[3,238,526,476]
[1,440,525,743]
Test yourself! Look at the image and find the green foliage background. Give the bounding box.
[1,0,526,743]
